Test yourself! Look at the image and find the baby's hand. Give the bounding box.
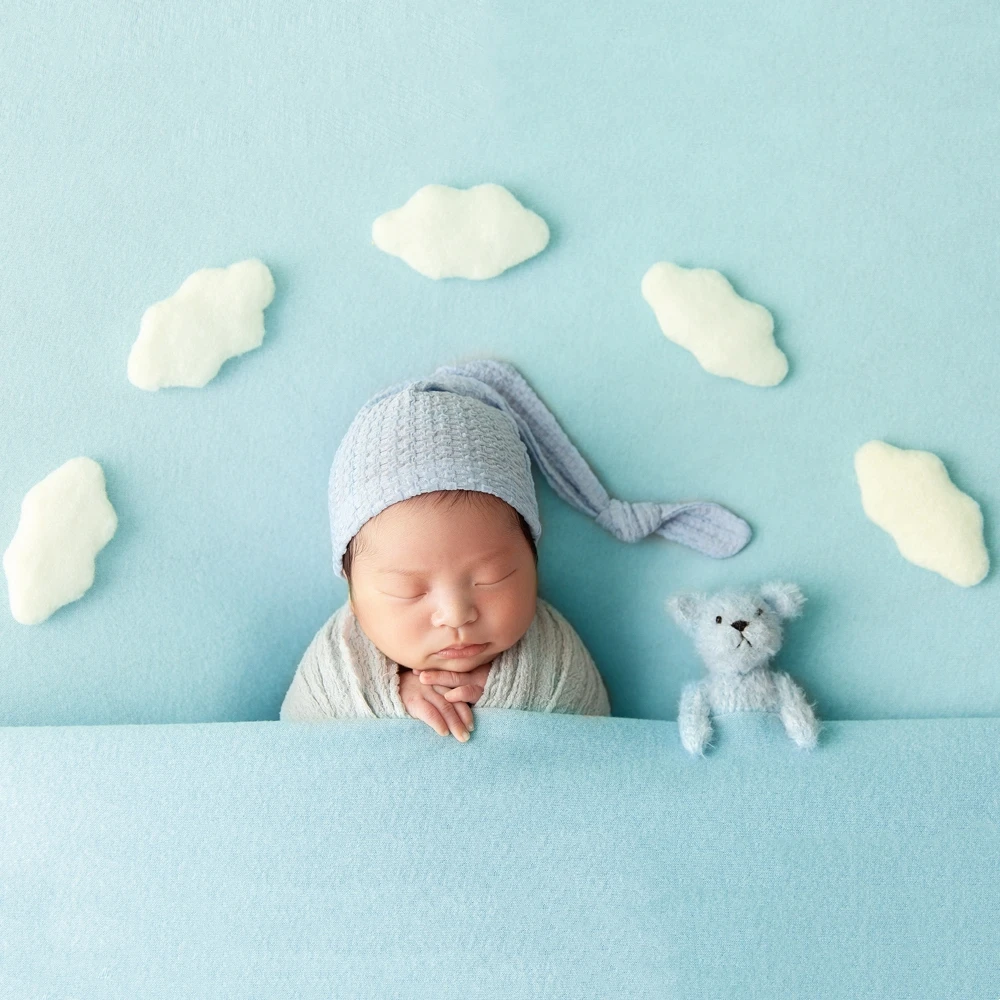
[417,661,492,705]
[398,668,474,742]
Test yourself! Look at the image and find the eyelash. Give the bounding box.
[388,570,515,600]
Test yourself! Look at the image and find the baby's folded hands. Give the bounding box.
[417,662,492,705]
[397,662,493,742]
[398,668,475,742]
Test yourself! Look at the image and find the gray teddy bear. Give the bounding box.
[666,581,820,756]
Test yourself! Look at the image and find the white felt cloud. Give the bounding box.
[128,258,275,390]
[854,440,989,587]
[3,457,118,624]
[372,183,550,280]
[641,261,788,386]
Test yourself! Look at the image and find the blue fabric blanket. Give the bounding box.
[2,711,998,998]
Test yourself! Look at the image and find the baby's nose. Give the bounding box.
[731,620,748,632]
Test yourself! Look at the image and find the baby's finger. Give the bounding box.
[431,683,477,702]
[409,698,449,738]
[427,691,470,742]
[444,685,484,704]
[418,669,462,687]
[452,700,474,730]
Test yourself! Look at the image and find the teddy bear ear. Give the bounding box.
[666,593,706,632]
[758,581,806,620]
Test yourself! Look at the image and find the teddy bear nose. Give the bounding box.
[731,620,748,632]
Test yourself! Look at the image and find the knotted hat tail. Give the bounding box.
[394,359,752,559]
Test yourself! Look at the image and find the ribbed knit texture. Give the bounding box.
[328,358,752,577]
[279,597,611,721]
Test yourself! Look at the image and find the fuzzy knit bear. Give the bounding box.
[666,581,820,756]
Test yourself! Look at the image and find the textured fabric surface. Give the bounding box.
[328,358,752,577]
[1,712,997,999]
[279,596,611,720]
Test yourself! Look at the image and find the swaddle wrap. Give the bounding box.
[279,596,611,721]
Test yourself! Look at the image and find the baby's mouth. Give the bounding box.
[435,642,488,657]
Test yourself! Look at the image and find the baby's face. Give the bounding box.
[347,494,538,672]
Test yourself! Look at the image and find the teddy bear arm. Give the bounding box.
[774,671,819,749]
[678,681,713,755]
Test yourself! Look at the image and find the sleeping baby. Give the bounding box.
[279,358,752,739]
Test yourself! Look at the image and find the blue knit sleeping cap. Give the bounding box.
[329,358,751,577]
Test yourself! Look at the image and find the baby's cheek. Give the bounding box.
[493,591,536,646]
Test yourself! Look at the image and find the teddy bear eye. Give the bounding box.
[715,615,722,624]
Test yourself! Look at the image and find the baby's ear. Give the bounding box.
[666,592,707,633]
[758,581,806,620]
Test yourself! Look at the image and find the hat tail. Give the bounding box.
[430,359,752,559]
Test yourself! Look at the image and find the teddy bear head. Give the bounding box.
[666,581,805,676]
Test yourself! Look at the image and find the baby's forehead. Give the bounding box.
[357,495,521,556]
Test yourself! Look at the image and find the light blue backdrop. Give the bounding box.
[1,0,997,726]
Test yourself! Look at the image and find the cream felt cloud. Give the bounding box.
[854,440,989,587]
[641,261,788,386]
[128,258,275,390]
[3,457,118,624]
[371,183,550,279]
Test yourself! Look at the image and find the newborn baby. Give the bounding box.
[278,358,752,737]
[343,488,541,741]
[280,485,612,737]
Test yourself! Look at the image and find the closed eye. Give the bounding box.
[477,569,516,587]
[379,568,516,598]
